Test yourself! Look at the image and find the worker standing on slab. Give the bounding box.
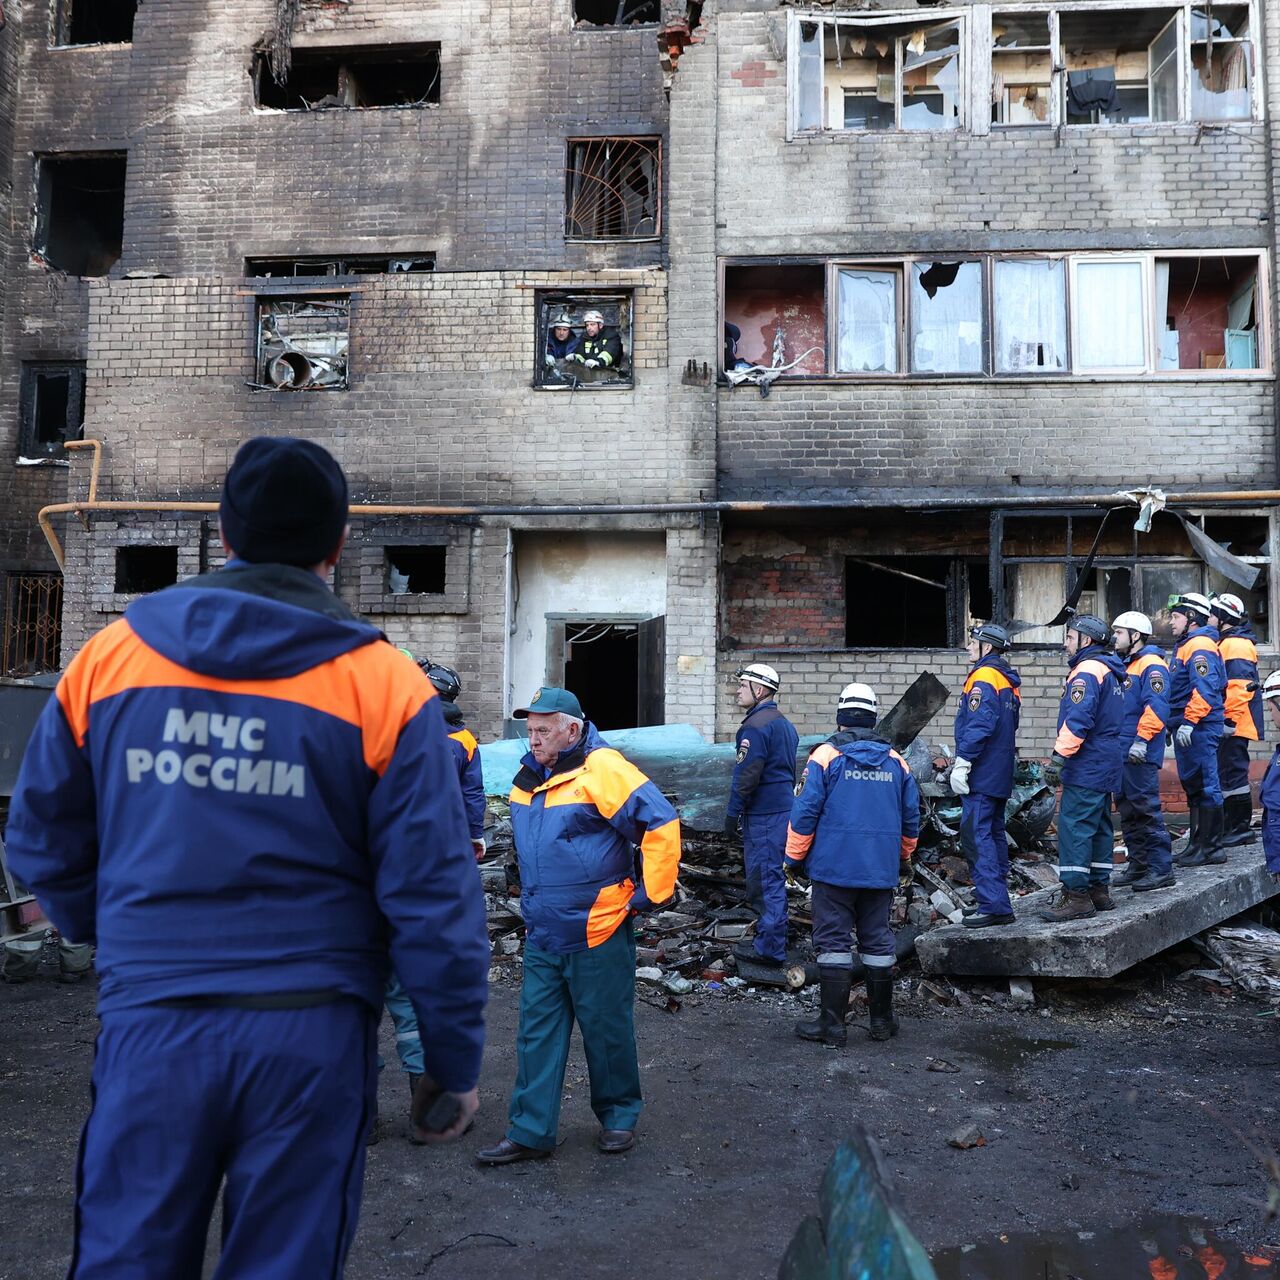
[477,687,681,1165]
[1257,672,1280,880]
[1111,613,1176,893]
[1168,592,1228,867]
[786,683,919,1046]
[950,622,1021,929]
[4,437,489,1279]
[1212,593,1263,848]
[725,663,800,968]
[1039,614,1128,923]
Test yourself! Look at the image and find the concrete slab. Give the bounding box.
[917,837,1279,979]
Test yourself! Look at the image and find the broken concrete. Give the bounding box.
[918,839,1278,979]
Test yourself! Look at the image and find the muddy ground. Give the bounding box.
[2,955,1278,1280]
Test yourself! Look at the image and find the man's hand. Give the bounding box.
[568,353,585,364]
[1176,723,1195,749]
[898,858,913,890]
[472,838,487,861]
[583,358,600,369]
[1223,720,1237,737]
[949,757,972,796]
[724,814,741,839]
[544,353,555,367]
[1042,752,1068,787]
[1127,737,1148,764]
[410,1076,479,1145]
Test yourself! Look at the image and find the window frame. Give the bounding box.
[533,289,636,391]
[18,361,86,460]
[253,292,352,393]
[564,136,663,243]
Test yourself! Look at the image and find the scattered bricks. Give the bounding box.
[948,1123,986,1150]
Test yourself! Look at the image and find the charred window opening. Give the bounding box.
[565,138,660,240]
[56,0,137,45]
[35,153,127,276]
[724,264,826,378]
[255,44,441,110]
[574,0,660,26]
[255,296,350,391]
[845,556,953,647]
[246,254,434,277]
[19,363,86,459]
[536,291,634,389]
[386,546,447,596]
[115,547,179,595]
[1156,255,1259,371]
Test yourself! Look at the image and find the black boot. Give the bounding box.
[1182,805,1226,866]
[866,970,899,1042]
[1111,859,1148,888]
[795,967,850,1047]
[1173,807,1203,866]
[1220,794,1254,847]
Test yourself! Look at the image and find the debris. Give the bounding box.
[926,1058,961,1074]
[1008,977,1035,1006]
[947,1124,986,1150]
[1192,920,1280,1001]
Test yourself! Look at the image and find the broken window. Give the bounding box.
[35,152,127,276]
[723,264,826,377]
[565,138,660,240]
[910,261,984,375]
[536,291,634,388]
[19,362,86,459]
[992,258,1067,373]
[55,0,137,45]
[1190,6,1252,120]
[246,254,434,277]
[386,546,446,595]
[1071,258,1147,372]
[255,296,350,391]
[1156,255,1260,371]
[836,268,898,373]
[574,0,659,26]
[255,44,441,110]
[1060,7,1178,123]
[115,547,179,595]
[844,554,988,648]
[991,13,1053,125]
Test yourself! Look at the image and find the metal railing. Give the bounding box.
[1,571,62,677]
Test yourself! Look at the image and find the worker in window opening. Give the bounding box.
[786,683,919,1047]
[950,622,1021,930]
[476,688,681,1165]
[4,437,488,1277]
[1039,614,1128,922]
[1256,672,1280,882]
[1110,612,1176,893]
[1168,592,1228,867]
[567,309,622,374]
[544,313,580,367]
[725,663,800,969]
[1212,592,1264,848]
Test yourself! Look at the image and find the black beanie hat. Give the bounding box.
[219,436,348,568]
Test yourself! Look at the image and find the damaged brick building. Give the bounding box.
[0,0,1276,753]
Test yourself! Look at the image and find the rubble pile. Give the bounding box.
[1181,916,1280,1002]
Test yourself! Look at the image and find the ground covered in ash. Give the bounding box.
[2,951,1278,1280]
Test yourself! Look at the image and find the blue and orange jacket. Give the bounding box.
[1260,745,1280,875]
[1219,621,1264,741]
[1122,644,1169,768]
[510,722,681,954]
[1054,644,1128,793]
[728,700,800,818]
[785,729,920,890]
[442,701,486,840]
[953,654,1021,799]
[1169,625,1226,730]
[5,562,490,1093]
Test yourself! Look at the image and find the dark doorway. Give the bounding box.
[549,615,665,731]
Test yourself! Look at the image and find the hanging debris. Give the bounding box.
[264,0,302,86]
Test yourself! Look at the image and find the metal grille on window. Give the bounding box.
[1,573,63,677]
[565,138,660,240]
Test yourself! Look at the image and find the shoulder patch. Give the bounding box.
[1122,676,1133,692]
[1150,673,1166,695]
[1193,655,1210,677]
[1069,683,1086,704]
[736,738,750,764]
[967,691,982,712]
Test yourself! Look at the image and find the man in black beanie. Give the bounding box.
[7,436,489,1278]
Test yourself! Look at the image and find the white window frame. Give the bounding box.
[1069,255,1150,374]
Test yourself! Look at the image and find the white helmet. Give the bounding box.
[736,662,780,692]
[582,309,606,325]
[837,682,877,714]
[1112,611,1153,637]
[1263,671,1280,702]
[1212,593,1246,623]
[1172,592,1213,621]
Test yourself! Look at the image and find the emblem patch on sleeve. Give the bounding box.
[736,739,750,763]
[967,691,981,712]
[1123,677,1133,692]
[1150,674,1166,694]
[1069,682,1086,704]
[1193,655,1210,677]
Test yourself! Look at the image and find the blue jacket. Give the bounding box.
[1220,621,1264,741]
[547,330,581,360]
[1169,625,1225,729]
[442,701,486,841]
[953,655,1021,799]
[728,701,800,818]
[1054,645,1128,793]
[1122,644,1169,768]
[1261,746,1280,875]
[510,723,681,955]
[4,562,490,1092]
[786,731,920,889]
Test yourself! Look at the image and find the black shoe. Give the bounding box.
[366,1105,382,1147]
[866,971,899,1042]
[961,912,1016,929]
[795,967,851,1047]
[1111,861,1148,888]
[475,1137,552,1166]
[598,1129,636,1154]
[733,941,782,968]
[1131,870,1177,892]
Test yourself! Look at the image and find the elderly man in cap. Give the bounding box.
[477,688,681,1165]
[6,436,489,1277]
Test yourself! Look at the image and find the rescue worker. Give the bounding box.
[950,622,1021,929]
[1039,614,1128,922]
[786,683,919,1046]
[1168,592,1228,866]
[477,688,681,1165]
[5,437,489,1277]
[1257,671,1280,880]
[1110,612,1176,892]
[544,313,580,365]
[1213,592,1263,847]
[725,662,800,968]
[568,309,623,373]
[420,660,487,860]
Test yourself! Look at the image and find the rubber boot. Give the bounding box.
[866,971,899,1042]
[1220,794,1254,848]
[1,936,43,984]
[1088,884,1116,912]
[795,967,850,1047]
[1037,888,1096,923]
[407,1072,425,1143]
[1181,805,1226,866]
[1173,807,1203,866]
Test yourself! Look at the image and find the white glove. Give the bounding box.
[1223,720,1237,737]
[949,757,972,796]
[1176,722,1195,748]
[584,358,600,369]
[544,353,555,366]
[471,839,486,862]
[1127,737,1148,764]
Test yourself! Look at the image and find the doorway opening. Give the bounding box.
[547,614,665,730]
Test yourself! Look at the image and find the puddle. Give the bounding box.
[948,1034,1079,1073]
[932,1216,1277,1279]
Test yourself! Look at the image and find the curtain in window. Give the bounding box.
[837,270,897,372]
[910,261,983,373]
[993,259,1066,372]
[1075,261,1145,370]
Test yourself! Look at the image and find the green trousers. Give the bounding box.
[507,920,642,1151]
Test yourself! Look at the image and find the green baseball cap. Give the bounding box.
[512,687,584,720]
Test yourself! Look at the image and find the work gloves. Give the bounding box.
[472,838,487,862]
[724,814,742,840]
[1223,720,1237,737]
[584,358,600,369]
[949,757,972,796]
[1042,752,1068,787]
[1127,737,1149,764]
[544,353,555,366]
[898,858,914,891]
[1176,723,1195,749]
